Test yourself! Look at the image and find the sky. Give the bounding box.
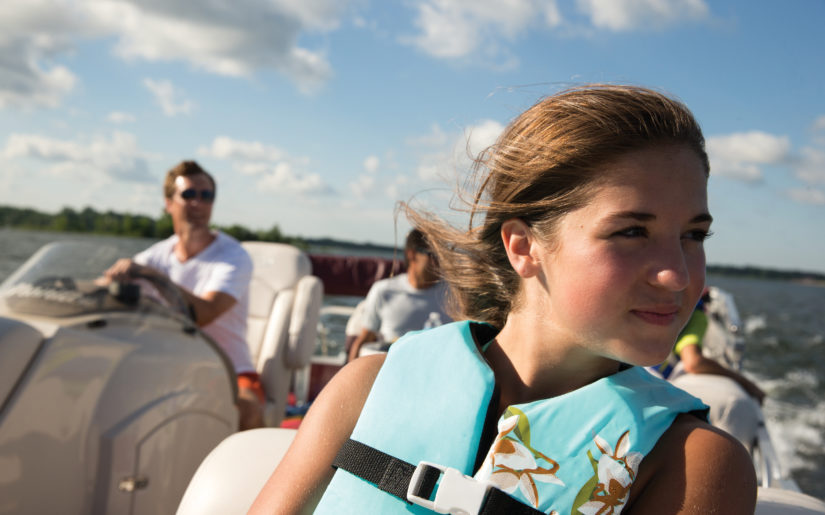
[1,0,824,274]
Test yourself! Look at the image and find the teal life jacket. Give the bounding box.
[315,321,708,514]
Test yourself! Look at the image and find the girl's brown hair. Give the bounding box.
[409,84,709,329]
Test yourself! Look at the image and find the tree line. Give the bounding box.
[0,205,306,248]
[2,204,823,283]
[707,264,825,283]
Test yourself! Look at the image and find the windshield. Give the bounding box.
[2,241,125,288]
[0,241,183,319]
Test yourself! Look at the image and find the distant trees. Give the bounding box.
[0,205,304,247]
[220,223,305,248]
[707,264,825,283]
[1,205,162,238]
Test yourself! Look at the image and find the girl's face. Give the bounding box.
[535,143,711,366]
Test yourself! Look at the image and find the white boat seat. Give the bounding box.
[671,372,761,451]
[242,242,323,427]
[755,487,825,514]
[176,429,825,515]
[176,428,297,515]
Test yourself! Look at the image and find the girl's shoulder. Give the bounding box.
[247,353,386,514]
[627,413,757,514]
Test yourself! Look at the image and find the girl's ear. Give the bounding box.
[501,218,541,278]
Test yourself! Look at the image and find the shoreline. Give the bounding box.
[2,226,823,284]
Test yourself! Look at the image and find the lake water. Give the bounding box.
[1,228,823,500]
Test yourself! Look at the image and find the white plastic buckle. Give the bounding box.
[407,461,491,515]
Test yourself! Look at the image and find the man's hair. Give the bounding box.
[405,229,431,255]
[163,160,217,199]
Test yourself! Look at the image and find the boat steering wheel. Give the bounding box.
[117,272,195,323]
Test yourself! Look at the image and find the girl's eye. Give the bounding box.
[613,226,648,238]
[683,229,713,242]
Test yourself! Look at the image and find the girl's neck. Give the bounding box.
[488,312,621,409]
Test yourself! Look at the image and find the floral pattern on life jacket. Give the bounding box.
[573,431,643,515]
[475,406,564,512]
[476,406,645,515]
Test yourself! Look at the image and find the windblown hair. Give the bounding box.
[409,84,709,329]
[163,160,217,199]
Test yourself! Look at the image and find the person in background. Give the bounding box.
[654,289,766,404]
[250,85,756,514]
[346,229,451,362]
[105,160,263,430]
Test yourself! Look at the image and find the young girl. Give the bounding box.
[249,85,757,514]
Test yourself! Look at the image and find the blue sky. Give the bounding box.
[1,0,824,273]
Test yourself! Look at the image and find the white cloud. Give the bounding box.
[0,0,88,108]
[1,131,153,182]
[407,123,450,148]
[420,162,454,183]
[706,131,791,182]
[107,111,136,123]
[347,156,383,199]
[403,0,708,62]
[404,0,562,60]
[787,187,825,206]
[199,136,286,162]
[200,135,332,195]
[462,119,504,160]
[0,0,349,108]
[812,115,825,146]
[258,162,331,195]
[413,118,504,182]
[576,0,709,31]
[233,162,271,176]
[795,147,825,185]
[385,183,400,199]
[350,173,376,199]
[143,78,195,116]
[90,0,342,93]
[364,155,380,173]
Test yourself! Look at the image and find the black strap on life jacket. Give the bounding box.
[332,438,545,515]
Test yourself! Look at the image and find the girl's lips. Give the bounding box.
[631,308,679,326]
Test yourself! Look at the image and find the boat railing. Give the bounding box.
[754,420,800,492]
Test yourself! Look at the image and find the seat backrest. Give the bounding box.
[243,242,311,364]
[241,242,323,426]
[176,428,297,515]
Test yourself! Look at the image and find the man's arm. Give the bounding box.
[348,328,379,362]
[177,288,236,327]
[679,344,766,404]
[347,282,384,362]
[104,258,236,327]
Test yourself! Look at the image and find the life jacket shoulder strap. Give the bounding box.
[332,438,545,515]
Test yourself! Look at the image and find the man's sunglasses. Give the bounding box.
[180,188,215,202]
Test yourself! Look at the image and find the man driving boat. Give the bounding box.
[104,160,262,430]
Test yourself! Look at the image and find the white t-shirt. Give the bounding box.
[360,273,451,342]
[135,231,255,373]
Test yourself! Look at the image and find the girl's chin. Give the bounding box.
[610,340,674,368]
